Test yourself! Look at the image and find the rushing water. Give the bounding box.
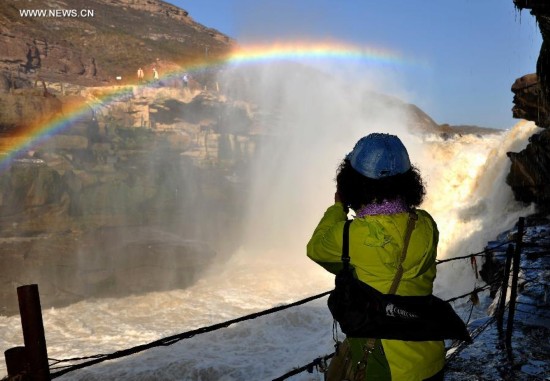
[0,63,540,380]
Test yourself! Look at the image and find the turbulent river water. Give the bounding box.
[0,64,541,380]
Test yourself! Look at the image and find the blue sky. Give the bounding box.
[169,0,541,129]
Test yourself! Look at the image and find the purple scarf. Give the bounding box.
[355,199,409,218]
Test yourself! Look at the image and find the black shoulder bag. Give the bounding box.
[327,212,472,342]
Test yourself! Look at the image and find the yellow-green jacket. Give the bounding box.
[307,203,445,381]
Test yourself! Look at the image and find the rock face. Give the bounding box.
[509,0,550,210]
[0,0,241,315]
[0,0,240,314]
[512,73,550,127]
[507,129,550,210]
[0,89,62,131]
[0,0,235,87]
[0,84,253,315]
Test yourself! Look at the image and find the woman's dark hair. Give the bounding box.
[336,159,425,211]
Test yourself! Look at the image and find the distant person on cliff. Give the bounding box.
[182,73,189,88]
[152,67,159,81]
[137,67,144,82]
[307,133,445,381]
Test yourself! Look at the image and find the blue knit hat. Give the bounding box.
[346,133,411,179]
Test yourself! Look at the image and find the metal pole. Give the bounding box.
[496,244,514,339]
[505,217,525,362]
[17,284,50,380]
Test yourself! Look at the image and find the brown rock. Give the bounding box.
[510,1,550,210]
[0,163,65,212]
[39,134,89,150]
[0,91,62,130]
[0,0,235,86]
[511,73,550,128]
[506,129,550,211]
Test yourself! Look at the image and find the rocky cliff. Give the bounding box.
[509,0,550,212]
[0,83,255,314]
[0,0,234,88]
[0,0,242,314]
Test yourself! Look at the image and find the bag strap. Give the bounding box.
[388,210,418,295]
[341,219,353,271]
[340,211,417,289]
[346,210,418,373]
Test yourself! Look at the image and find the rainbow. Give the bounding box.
[229,41,408,65]
[0,41,417,171]
[0,86,134,172]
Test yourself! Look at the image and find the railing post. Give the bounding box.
[496,244,514,339]
[505,217,525,362]
[17,284,50,380]
[4,346,29,378]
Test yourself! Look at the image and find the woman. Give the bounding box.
[307,133,445,381]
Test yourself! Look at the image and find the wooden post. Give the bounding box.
[17,284,50,380]
[4,346,28,378]
[496,244,514,339]
[505,217,525,362]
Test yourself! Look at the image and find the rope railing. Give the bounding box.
[44,250,505,377]
[272,353,333,381]
[272,278,506,381]
[4,217,545,380]
[444,279,501,304]
[274,271,521,380]
[435,239,513,264]
[46,277,504,379]
[41,244,511,375]
[445,313,497,364]
[48,291,331,378]
[273,219,534,380]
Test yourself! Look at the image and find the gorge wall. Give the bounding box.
[509,0,550,212]
[0,0,234,88]
[0,0,244,314]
